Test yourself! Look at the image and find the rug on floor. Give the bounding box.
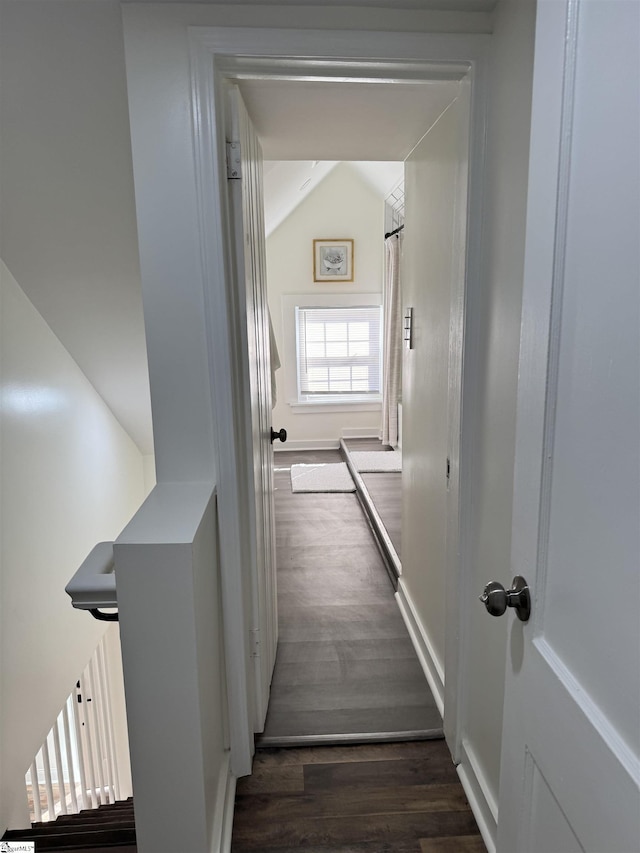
[350,450,402,472]
[290,462,356,493]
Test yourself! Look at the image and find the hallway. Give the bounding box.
[258,447,440,744]
[234,455,485,849]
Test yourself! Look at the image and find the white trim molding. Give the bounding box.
[342,427,381,440]
[212,752,236,853]
[395,578,445,717]
[288,400,382,415]
[274,439,340,452]
[457,738,498,853]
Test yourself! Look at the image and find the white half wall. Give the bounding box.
[0,260,146,831]
[267,163,385,443]
[115,483,230,853]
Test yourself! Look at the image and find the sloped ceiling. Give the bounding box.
[1,1,463,456]
[0,0,153,453]
[264,161,404,236]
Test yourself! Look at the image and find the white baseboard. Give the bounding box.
[456,738,498,853]
[395,578,445,717]
[341,427,381,439]
[274,439,339,451]
[211,751,236,853]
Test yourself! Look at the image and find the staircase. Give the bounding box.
[2,798,136,851]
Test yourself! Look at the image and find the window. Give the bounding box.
[295,305,382,402]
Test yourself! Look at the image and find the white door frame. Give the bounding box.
[187,25,490,776]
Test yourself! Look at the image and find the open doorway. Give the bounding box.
[227,72,471,745]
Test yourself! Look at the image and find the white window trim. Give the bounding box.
[288,397,382,414]
[281,293,383,411]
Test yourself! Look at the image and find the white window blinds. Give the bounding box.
[296,305,382,398]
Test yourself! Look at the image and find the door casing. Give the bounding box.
[187,26,490,780]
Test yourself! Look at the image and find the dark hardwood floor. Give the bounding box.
[261,448,440,744]
[234,445,485,851]
[232,740,486,852]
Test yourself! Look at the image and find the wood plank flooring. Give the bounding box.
[234,446,485,851]
[232,740,486,852]
[261,448,441,743]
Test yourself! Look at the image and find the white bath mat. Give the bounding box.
[290,463,356,493]
[350,450,402,473]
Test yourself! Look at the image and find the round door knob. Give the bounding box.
[480,576,531,622]
[479,581,508,617]
[270,427,287,444]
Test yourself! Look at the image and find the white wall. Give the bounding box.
[0,260,146,831]
[267,163,384,445]
[400,93,465,697]
[0,0,152,455]
[458,0,536,840]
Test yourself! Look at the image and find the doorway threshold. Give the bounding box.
[256,728,444,749]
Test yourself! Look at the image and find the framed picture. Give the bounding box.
[313,239,354,282]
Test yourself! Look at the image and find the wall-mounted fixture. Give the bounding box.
[404,307,413,349]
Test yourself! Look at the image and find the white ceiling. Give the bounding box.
[239,79,460,161]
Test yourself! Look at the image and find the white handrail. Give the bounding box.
[65,542,117,610]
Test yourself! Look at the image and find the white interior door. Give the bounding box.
[496,1,640,849]
[227,85,278,731]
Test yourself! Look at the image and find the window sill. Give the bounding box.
[289,398,382,415]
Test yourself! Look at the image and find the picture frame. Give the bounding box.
[313,239,354,282]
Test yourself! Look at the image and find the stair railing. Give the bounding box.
[25,634,125,823]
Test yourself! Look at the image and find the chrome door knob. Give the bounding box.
[480,576,531,622]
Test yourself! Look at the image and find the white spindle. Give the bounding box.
[41,739,55,820]
[71,684,89,811]
[79,673,99,807]
[62,701,79,814]
[100,638,122,800]
[29,761,42,823]
[85,660,106,805]
[95,641,116,802]
[52,717,67,815]
[25,636,131,823]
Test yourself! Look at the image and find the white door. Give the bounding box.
[496,1,640,850]
[227,86,278,731]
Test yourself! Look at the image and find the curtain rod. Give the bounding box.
[385,224,405,239]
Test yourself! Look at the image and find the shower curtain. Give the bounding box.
[382,234,402,447]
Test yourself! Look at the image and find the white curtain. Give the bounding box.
[268,309,281,409]
[382,234,402,447]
